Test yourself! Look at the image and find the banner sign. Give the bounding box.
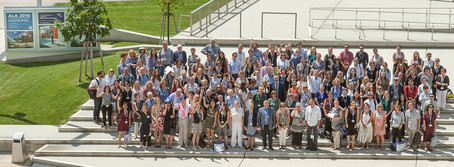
[6,12,33,30]
[38,12,64,24]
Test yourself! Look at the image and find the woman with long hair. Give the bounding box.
[163,101,176,149]
[345,100,358,151]
[203,98,218,147]
[117,102,131,148]
[423,104,437,151]
[359,103,373,150]
[151,96,164,148]
[151,69,161,90]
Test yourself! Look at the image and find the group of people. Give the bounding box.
[88,39,449,152]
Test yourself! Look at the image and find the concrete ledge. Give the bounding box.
[100,28,160,44]
[33,157,86,167]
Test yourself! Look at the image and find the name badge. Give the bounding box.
[125,121,128,124]
[106,105,109,107]
[199,121,203,125]
[258,104,261,107]
[250,122,253,126]
[351,120,355,123]
[147,116,150,119]
[429,124,433,127]
[265,119,268,122]
[126,97,130,100]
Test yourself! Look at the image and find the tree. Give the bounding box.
[55,0,113,81]
[158,0,185,42]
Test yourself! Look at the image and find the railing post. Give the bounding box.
[226,0,229,14]
[311,21,313,39]
[309,9,312,27]
[239,13,242,38]
[206,13,209,37]
[294,14,297,39]
[402,10,404,28]
[235,0,237,8]
[199,10,202,31]
[425,9,428,28]
[450,10,452,28]
[407,23,410,40]
[359,21,362,39]
[378,9,381,28]
[217,0,220,19]
[383,22,386,40]
[332,9,335,27]
[355,10,358,28]
[261,12,264,38]
[190,13,193,36]
[432,24,434,40]
[335,21,338,39]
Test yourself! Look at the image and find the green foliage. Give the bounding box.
[159,0,186,13]
[55,0,113,42]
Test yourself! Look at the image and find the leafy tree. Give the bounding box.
[159,0,185,41]
[55,0,113,42]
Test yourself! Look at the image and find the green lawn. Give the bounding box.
[0,52,122,125]
[55,0,210,36]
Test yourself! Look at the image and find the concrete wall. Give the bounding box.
[100,28,161,44]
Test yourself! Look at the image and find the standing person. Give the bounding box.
[355,44,369,71]
[191,102,203,149]
[374,104,388,150]
[339,44,354,70]
[382,91,394,139]
[203,99,218,148]
[201,39,221,61]
[391,105,405,143]
[291,103,305,149]
[96,86,113,130]
[236,44,246,67]
[423,94,440,118]
[228,52,242,80]
[215,103,230,149]
[435,68,449,110]
[345,100,358,151]
[163,101,176,149]
[117,103,131,148]
[158,40,173,67]
[132,92,144,140]
[174,96,190,148]
[406,101,421,150]
[331,99,344,150]
[230,100,244,148]
[392,45,405,64]
[244,100,257,151]
[258,100,275,150]
[276,102,290,150]
[139,105,152,149]
[305,99,322,150]
[172,44,187,65]
[359,103,373,150]
[423,104,437,152]
[151,97,164,148]
[89,71,105,124]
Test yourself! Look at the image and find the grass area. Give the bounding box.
[0,52,122,125]
[100,41,150,48]
[55,0,210,36]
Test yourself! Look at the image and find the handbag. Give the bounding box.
[124,127,132,143]
[87,79,99,99]
[413,131,422,145]
[431,135,438,148]
[213,142,226,152]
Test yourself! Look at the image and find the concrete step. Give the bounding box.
[69,110,93,121]
[437,113,454,125]
[34,144,454,160]
[80,100,94,110]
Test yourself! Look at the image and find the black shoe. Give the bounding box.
[250,148,254,151]
[269,147,274,150]
[245,146,249,150]
[306,146,310,150]
[262,146,266,150]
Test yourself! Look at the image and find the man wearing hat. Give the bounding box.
[389,77,404,102]
[172,44,187,65]
[138,46,148,64]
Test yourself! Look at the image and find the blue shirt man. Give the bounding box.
[201,39,221,62]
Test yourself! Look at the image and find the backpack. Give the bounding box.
[198,137,207,148]
[87,79,99,99]
[308,138,317,151]
[413,131,422,145]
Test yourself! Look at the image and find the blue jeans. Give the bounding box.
[307,126,318,147]
[93,97,102,120]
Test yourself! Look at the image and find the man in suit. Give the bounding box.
[389,77,404,102]
[270,76,285,102]
[172,44,187,65]
[258,100,275,150]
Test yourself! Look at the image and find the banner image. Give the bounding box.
[6,12,33,31]
[39,26,65,48]
[7,31,34,49]
[38,12,64,24]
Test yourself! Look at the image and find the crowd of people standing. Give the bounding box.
[88,39,449,152]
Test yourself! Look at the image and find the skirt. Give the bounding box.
[204,116,215,130]
[347,121,357,135]
[118,118,129,132]
[192,123,203,134]
[423,126,435,142]
[358,125,373,143]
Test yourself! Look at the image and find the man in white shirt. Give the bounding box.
[347,58,364,78]
[308,69,322,98]
[236,44,246,68]
[184,77,199,94]
[228,52,242,80]
[105,68,117,89]
[305,99,322,150]
[363,92,376,113]
[88,71,106,124]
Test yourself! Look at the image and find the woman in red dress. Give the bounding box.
[423,104,437,151]
[117,102,131,148]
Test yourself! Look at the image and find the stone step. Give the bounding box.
[69,110,93,121]
[34,144,454,160]
[80,100,94,110]
[437,113,454,125]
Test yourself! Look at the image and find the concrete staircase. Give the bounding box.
[32,99,454,166]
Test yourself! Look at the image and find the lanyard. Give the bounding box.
[429,113,432,124]
[124,110,128,117]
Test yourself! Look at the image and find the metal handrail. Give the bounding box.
[261,12,298,38]
[205,12,242,38]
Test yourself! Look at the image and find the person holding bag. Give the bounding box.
[423,104,437,151]
[117,102,131,148]
[291,103,305,149]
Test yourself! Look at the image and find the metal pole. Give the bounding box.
[240,13,242,38]
[217,0,220,19]
[359,22,361,39]
[226,0,229,14]
[335,21,338,39]
[383,23,386,40]
[199,10,202,31]
[295,14,298,38]
[355,10,358,28]
[190,13,193,36]
[261,12,264,38]
[332,9,334,27]
[235,0,237,8]
[432,24,434,40]
[309,9,312,27]
[425,9,428,28]
[450,10,452,28]
[167,2,170,42]
[402,10,404,28]
[206,14,209,37]
[407,23,410,40]
[378,9,381,28]
[311,21,313,39]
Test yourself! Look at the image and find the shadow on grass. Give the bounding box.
[0,114,39,125]
[78,82,90,89]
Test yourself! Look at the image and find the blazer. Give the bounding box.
[258,107,275,130]
[243,110,257,128]
[338,95,351,109]
[270,81,286,102]
[389,83,404,100]
[172,50,187,65]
